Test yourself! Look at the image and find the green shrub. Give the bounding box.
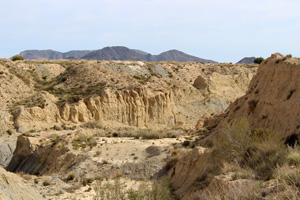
[11,55,25,61]
[87,178,94,184]
[254,57,264,64]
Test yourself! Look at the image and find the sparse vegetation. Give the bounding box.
[38,70,106,105]
[93,178,172,200]
[72,135,97,150]
[12,93,46,109]
[82,121,102,129]
[135,129,160,139]
[188,118,300,198]
[132,129,179,140]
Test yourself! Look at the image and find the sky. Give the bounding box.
[0,0,299,63]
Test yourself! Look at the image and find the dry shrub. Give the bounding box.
[94,178,172,200]
[214,118,253,161]
[276,165,300,199]
[135,129,161,139]
[287,149,300,166]
[215,118,286,180]
[277,165,300,188]
[82,121,102,129]
[242,140,287,180]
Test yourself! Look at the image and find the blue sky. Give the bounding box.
[0,0,299,62]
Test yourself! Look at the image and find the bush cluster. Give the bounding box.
[254,57,264,64]
[11,55,25,61]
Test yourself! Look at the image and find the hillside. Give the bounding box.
[212,53,300,140]
[167,53,300,199]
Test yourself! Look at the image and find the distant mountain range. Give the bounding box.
[19,50,94,60]
[18,46,217,63]
[236,57,255,64]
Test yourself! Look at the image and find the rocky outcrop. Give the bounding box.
[0,167,45,200]
[6,135,84,175]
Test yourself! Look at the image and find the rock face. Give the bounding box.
[0,167,45,200]
[6,135,82,176]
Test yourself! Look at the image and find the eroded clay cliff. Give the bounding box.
[1,59,256,133]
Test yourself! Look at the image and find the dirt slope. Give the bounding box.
[0,167,45,200]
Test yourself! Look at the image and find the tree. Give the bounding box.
[254,57,264,64]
